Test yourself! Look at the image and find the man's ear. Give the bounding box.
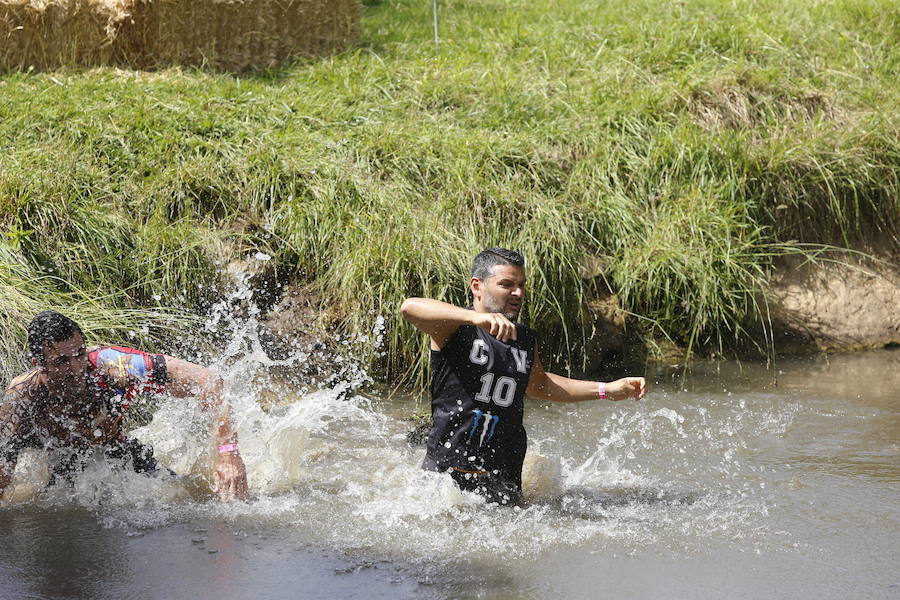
[470,277,482,300]
[31,357,38,367]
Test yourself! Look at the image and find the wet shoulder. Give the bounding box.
[4,368,45,400]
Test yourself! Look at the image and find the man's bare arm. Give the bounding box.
[163,357,249,501]
[526,351,646,403]
[400,298,517,349]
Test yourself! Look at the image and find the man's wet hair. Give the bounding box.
[27,311,82,365]
[471,248,525,281]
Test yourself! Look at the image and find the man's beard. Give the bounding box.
[482,292,519,322]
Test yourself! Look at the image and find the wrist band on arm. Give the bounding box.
[218,443,239,454]
[598,381,606,400]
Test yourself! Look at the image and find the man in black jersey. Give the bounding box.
[401,248,646,506]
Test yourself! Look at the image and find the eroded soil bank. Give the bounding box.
[766,252,900,354]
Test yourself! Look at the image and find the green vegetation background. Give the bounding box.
[1,0,898,384]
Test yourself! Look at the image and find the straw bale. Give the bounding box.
[1,1,132,70]
[1,0,360,71]
[116,0,360,70]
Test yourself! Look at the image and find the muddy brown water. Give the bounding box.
[1,349,897,599]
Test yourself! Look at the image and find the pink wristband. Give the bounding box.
[598,381,606,400]
[218,443,239,454]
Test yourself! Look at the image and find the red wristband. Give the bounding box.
[218,443,239,454]
[598,381,606,400]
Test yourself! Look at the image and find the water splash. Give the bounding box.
[4,272,793,564]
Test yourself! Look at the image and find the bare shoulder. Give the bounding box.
[2,369,43,415]
[5,368,43,396]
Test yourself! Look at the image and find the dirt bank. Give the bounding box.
[765,252,900,353]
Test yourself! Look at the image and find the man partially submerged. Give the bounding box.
[0,310,248,501]
[401,248,647,506]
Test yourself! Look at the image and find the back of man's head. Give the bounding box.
[471,247,525,281]
[28,310,82,365]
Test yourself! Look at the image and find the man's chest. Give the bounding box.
[458,329,533,376]
[448,329,534,410]
[27,390,122,448]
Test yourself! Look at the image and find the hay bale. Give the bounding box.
[1,0,360,71]
[117,0,361,70]
[1,1,131,70]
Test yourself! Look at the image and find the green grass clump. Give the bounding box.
[1,0,898,384]
[0,243,196,382]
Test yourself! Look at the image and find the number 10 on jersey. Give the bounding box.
[475,373,516,407]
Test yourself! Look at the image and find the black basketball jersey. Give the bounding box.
[424,320,536,488]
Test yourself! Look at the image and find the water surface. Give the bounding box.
[1,348,897,599]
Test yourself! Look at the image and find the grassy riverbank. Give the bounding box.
[1,0,898,383]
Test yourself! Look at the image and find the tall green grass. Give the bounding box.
[1,0,898,384]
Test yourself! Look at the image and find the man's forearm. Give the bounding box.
[531,373,598,402]
[400,298,475,333]
[212,404,238,446]
[194,375,241,456]
[198,381,238,447]
[531,373,645,403]
[401,298,519,344]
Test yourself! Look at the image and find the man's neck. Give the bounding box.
[43,375,92,412]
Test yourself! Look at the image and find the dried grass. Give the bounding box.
[687,83,844,131]
[1,0,359,71]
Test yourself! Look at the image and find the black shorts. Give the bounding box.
[105,438,168,475]
[450,468,525,507]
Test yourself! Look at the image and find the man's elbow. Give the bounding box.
[399,298,419,323]
[171,359,223,403]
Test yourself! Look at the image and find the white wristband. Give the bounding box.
[598,381,606,400]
